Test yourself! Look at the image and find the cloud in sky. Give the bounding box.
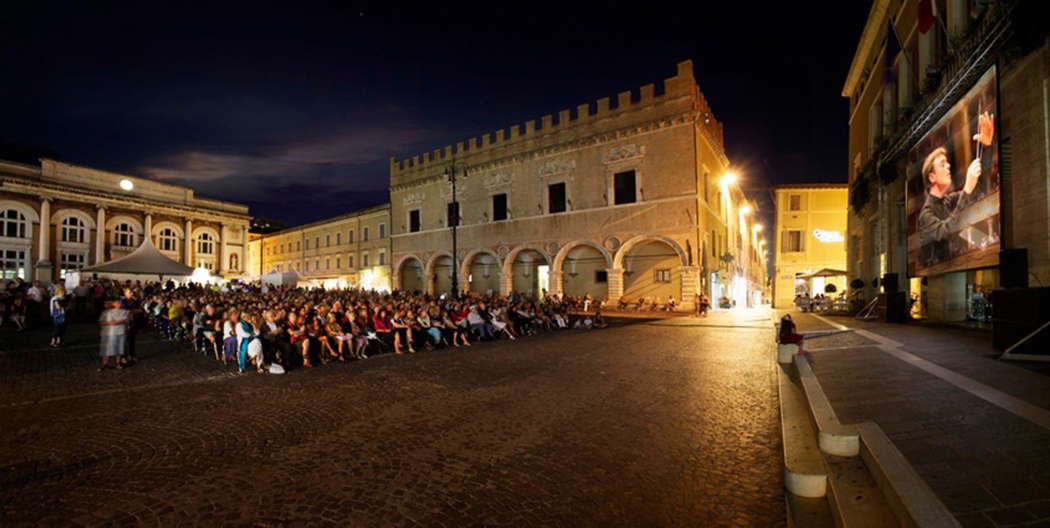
[139,124,433,198]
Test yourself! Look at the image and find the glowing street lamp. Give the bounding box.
[720,172,738,188]
[751,224,763,233]
[739,204,753,216]
[119,179,134,191]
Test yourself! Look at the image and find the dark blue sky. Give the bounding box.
[2,2,870,227]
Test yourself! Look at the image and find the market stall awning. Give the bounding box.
[795,268,848,279]
[80,238,194,276]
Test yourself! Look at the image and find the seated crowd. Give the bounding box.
[17,279,610,374]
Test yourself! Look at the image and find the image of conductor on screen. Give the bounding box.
[917,111,994,266]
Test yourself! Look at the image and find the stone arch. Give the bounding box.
[53,208,97,229]
[460,248,502,294]
[191,225,221,241]
[394,254,425,292]
[501,244,552,277]
[103,214,139,233]
[613,234,688,269]
[424,251,455,296]
[0,200,40,225]
[552,239,613,271]
[151,221,184,239]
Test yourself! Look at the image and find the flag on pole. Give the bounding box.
[918,0,935,34]
[884,20,902,83]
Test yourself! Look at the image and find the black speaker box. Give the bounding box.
[882,273,900,293]
[881,291,908,323]
[992,287,1050,354]
[1001,249,1029,288]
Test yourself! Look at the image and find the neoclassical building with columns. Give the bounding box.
[0,158,250,283]
[388,61,764,309]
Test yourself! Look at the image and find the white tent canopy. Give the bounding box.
[260,269,301,287]
[81,237,195,277]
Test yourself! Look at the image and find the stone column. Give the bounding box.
[605,268,624,302]
[35,197,54,282]
[184,219,193,266]
[241,224,248,273]
[218,223,228,275]
[678,266,700,312]
[144,213,152,244]
[499,271,513,296]
[37,197,51,263]
[548,270,563,296]
[95,206,106,264]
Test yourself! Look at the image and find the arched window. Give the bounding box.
[158,228,178,252]
[1,209,28,239]
[229,253,239,271]
[60,216,87,243]
[114,223,136,247]
[196,233,215,255]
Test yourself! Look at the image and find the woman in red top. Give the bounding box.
[779,314,806,354]
[372,309,394,353]
[286,311,312,367]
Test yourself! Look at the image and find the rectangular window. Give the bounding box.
[548,182,566,213]
[348,255,354,268]
[326,235,330,247]
[492,193,508,221]
[613,170,637,205]
[325,258,330,270]
[655,269,671,283]
[315,258,319,271]
[409,210,421,232]
[336,233,341,245]
[379,251,386,265]
[305,239,310,250]
[595,270,608,283]
[363,227,369,241]
[379,223,386,239]
[783,230,804,252]
[315,237,319,249]
[296,241,301,251]
[336,257,341,269]
[789,194,801,211]
[363,253,370,267]
[59,252,86,279]
[447,202,460,227]
[1,249,27,279]
[348,230,354,243]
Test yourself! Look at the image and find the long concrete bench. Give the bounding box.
[778,363,827,499]
[795,355,860,457]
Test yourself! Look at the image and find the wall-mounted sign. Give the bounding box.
[813,229,844,243]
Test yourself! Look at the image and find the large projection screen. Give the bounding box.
[906,66,1000,277]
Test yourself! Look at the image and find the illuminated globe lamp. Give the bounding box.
[119,179,134,191]
[720,171,738,188]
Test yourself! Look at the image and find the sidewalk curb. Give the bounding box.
[795,356,860,457]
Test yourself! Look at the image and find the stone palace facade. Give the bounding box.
[0,158,250,283]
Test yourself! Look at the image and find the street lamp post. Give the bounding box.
[444,160,467,297]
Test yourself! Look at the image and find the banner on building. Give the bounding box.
[906,66,1000,276]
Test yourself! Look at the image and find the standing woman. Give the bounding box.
[97,299,128,370]
[49,287,69,348]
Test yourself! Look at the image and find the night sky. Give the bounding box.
[2,2,871,229]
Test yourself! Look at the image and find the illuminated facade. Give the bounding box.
[388,61,767,309]
[772,184,849,309]
[0,158,250,282]
[253,204,391,291]
[844,0,1049,321]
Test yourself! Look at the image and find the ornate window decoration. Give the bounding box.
[158,228,178,252]
[60,216,87,244]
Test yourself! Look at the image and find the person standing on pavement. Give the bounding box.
[49,287,69,348]
[119,288,144,363]
[98,299,128,370]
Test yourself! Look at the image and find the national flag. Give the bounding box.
[884,20,902,83]
[918,0,935,34]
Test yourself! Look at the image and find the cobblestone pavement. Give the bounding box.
[784,311,1050,528]
[0,313,784,527]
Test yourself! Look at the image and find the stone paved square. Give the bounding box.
[0,315,785,527]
